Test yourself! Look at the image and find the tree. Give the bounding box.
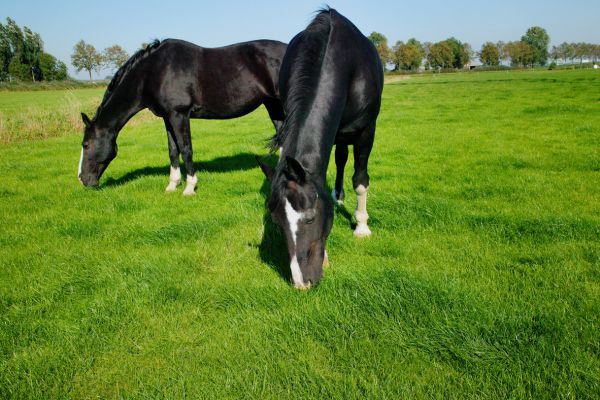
[573,42,593,64]
[427,41,453,70]
[496,41,508,65]
[39,52,56,80]
[422,42,432,69]
[0,22,12,80]
[39,52,68,81]
[103,45,129,71]
[71,40,102,80]
[504,41,534,67]
[592,44,600,63]
[393,38,425,71]
[549,46,560,64]
[521,26,550,66]
[22,27,43,81]
[368,32,391,66]
[557,42,575,64]
[8,56,29,80]
[479,42,500,66]
[2,18,24,81]
[444,37,471,69]
[55,60,68,80]
[0,17,67,82]
[5,18,23,56]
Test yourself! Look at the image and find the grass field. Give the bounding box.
[0,69,599,399]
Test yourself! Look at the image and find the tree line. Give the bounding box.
[549,42,600,65]
[369,26,599,71]
[71,40,129,80]
[0,17,131,82]
[0,17,67,82]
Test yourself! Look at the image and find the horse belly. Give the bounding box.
[190,97,263,120]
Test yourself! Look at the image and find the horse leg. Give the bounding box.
[263,97,284,133]
[164,117,181,192]
[167,112,197,196]
[352,123,376,238]
[332,144,348,205]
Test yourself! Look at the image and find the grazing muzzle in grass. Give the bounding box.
[258,156,334,289]
[78,113,117,187]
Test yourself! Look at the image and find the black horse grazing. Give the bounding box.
[257,8,383,289]
[78,39,286,195]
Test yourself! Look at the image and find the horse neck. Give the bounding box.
[283,125,337,185]
[94,75,144,134]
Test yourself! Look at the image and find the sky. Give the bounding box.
[2,0,599,79]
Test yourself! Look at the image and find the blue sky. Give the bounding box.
[2,0,599,79]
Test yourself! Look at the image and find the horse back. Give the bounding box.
[327,11,383,136]
[143,39,286,119]
[277,9,382,149]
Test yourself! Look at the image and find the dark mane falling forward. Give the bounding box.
[94,39,162,119]
[270,9,332,151]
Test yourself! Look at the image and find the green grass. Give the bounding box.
[0,87,154,144]
[0,80,108,92]
[1,69,599,399]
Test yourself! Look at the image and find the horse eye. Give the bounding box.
[82,141,89,149]
[303,210,316,224]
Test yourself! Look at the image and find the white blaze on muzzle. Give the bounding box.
[78,147,83,178]
[284,199,305,288]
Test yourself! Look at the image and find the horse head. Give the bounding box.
[259,156,333,289]
[78,113,118,187]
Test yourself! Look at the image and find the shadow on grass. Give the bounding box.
[257,156,292,284]
[333,199,356,231]
[102,152,261,187]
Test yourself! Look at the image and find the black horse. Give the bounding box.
[257,8,383,289]
[78,39,286,195]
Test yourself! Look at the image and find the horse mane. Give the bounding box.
[269,8,334,151]
[94,39,162,120]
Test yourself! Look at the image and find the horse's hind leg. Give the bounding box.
[164,117,181,192]
[167,112,197,196]
[332,144,348,205]
[352,123,376,238]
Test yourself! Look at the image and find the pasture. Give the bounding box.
[0,69,599,399]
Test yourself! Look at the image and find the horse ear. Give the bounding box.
[285,156,306,184]
[256,156,274,182]
[81,113,92,128]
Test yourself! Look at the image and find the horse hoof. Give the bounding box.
[294,282,312,290]
[331,189,344,206]
[183,175,197,196]
[353,224,371,238]
[165,181,179,192]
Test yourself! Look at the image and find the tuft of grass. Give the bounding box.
[0,88,156,143]
[0,79,109,92]
[0,69,599,399]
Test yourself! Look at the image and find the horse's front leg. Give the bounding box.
[164,118,181,192]
[332,144,348,205]
[167,112,197,196]
[352,124,376,238]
